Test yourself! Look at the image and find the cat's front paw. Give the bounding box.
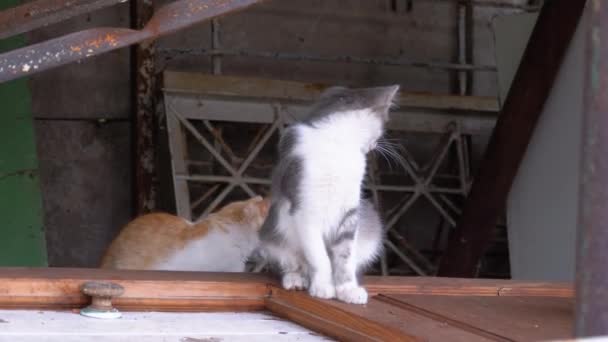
[308,281,336,299]
[282,272,308,290]
[336,283,368,304]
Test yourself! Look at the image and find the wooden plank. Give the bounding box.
[438,0,587,277]
[165,101,193,221]
[0,270,578,341]
[266,287,422,341]
[326,298,499,342]
[163,71,500,112]
[0,268,272,311]
[166,95,496,135]
[267,287,501,342]
[0,270,573,311]
[378,294,573,341]
[0,269,574,319]
[363,276,574,298]
[266,297,381,342]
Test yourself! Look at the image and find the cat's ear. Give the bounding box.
[364,85,399,108]
[366,85,399,122]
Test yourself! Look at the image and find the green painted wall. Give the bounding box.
[0,0,48,266]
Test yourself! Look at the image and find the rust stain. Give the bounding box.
[78,34,119,50]
[104,33,118,46]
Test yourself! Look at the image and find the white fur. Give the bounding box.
[153,222,260,272]
[336,282,368,304]
[356,201,385,269]
[271,109,384,302]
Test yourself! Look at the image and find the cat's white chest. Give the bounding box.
[298,123,367,191]
[153,227,258,272]
[304,149,365,201]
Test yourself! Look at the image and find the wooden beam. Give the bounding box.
[265,284,574,342]
[438,0,587,277]
[0,269,573,310]
[163,71,500,113]
[266,287,419,342]
[363,277,573,298]
[0,269,575,341]
[166,94,496,135]
[0,268,272,311]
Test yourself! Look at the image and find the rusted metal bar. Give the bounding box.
[437,0,586,277]
[0,0,126,40]
[0,0,266,83]
[132,0,156,214]
[575,0,608,336]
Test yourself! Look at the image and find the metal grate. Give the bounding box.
[162,73,495,276]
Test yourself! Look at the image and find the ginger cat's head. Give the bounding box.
[211,195,270,231]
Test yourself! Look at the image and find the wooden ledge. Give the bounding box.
[163,71,500,113]
[363,276,574,297]
[0,268,274,311]
[0,268,575,341]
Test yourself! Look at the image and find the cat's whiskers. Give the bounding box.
[373,139,409,172]
[373,145,397,172]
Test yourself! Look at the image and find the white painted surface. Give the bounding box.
[0,310,331,342]
[494,9,586,281]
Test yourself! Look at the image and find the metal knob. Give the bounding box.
[79,281,124,319]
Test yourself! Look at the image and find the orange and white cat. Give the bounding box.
[100,196,270,272]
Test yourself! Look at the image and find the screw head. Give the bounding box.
[81,282,124,298]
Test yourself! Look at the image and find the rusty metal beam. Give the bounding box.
[575,0,608,336]
[132,0,156,215]
[437,0,587,277]
[0,0,126,40]
[0,0,266,83]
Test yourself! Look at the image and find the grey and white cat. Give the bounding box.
[257,85,399,304]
